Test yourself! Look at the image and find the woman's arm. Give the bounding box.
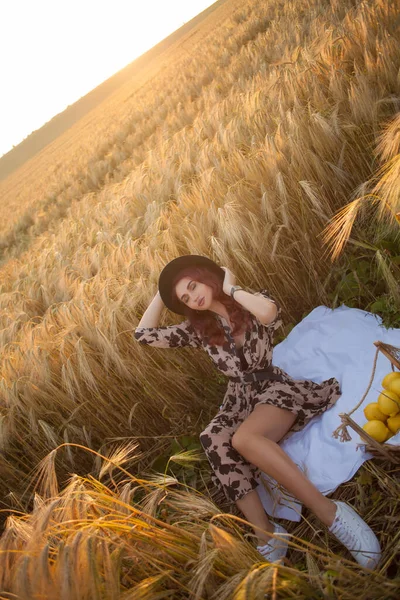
[137,291,165,327]
[231,289,278,325]
[221,268,280,326]
[134,292,201,348]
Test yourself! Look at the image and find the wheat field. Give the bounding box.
[0,0,399,597]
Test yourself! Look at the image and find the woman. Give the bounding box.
[134,255,381,568]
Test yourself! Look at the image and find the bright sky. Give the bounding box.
[0,0,216,158]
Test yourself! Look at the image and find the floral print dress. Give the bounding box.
[134,290,341,503]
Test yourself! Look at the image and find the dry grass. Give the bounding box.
[323,112,400,260]
[0,443,398,599]
[0,0,399,595]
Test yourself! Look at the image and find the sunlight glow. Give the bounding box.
[0,0,216,157]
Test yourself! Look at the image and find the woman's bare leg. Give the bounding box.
[232,404,336,545]
[236,489,275,543]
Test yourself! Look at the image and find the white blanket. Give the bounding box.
[257,304,400,521]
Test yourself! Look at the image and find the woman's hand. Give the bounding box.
[221,267,236,296]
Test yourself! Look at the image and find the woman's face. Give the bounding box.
[174,277,213,311]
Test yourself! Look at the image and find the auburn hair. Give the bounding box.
[171,266,252,345]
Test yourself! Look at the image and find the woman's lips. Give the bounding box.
[198,297,204,307]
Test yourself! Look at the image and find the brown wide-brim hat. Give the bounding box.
[158,255,224,315]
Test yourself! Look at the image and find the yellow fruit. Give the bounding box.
[387,414,400,435]
[382,371,400,390]
[387,377,400,397]
[363,402,387,422]
[377,390,400,417]
[362,420,389,443]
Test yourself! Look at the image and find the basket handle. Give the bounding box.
[332,344,380,442]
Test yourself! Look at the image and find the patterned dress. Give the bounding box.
[134,290,341,503]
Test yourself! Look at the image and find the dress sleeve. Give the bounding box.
[134,320,202,348]
[254,289,283,330]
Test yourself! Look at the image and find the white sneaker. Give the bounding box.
[256,522,289,563]
[329,501,381,569]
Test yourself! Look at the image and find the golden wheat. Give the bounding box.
[0,0,399,593]
[0,444,398,598]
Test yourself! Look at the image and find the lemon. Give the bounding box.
[387,377,400,397]
[362,420,389,443]
[382,371,400,390]
[377,389,400,417]
[363,402,387,422]
[387,414,400,435]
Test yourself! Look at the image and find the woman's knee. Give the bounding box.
[232,428,274,454]
[231,429,250,453]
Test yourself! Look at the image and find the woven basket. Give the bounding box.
[332,341,400,464]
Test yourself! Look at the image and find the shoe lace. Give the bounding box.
[257,540,274,556]
[258,545,272,557]
[258,533,288,556]
[337,520,358,549]
[335,514,370,553]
